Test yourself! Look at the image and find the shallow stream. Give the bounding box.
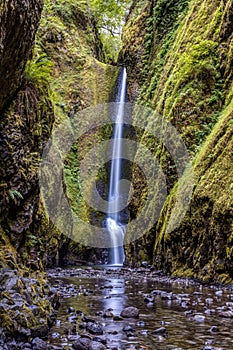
[48,267,233,350]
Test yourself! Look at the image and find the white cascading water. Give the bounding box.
[106,67,127,266]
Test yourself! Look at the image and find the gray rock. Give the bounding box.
[73,337,91,350]
[123,325,135,333]
[92,337,107,345]
[152,327,167,336]
[219,310,233,318]
[86,322,103,335]
[141,261,148,268]
[210,326,219,332]
[103,310,113,318]
[120,306,139,318]
[144,295,154,303]
[193,314,205,322]
[4,277,19,291]
[32,337,48,350]
[90,341,106,350]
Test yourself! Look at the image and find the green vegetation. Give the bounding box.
[0,3,232,333]
[8,189,23,202]
[24,53,53,86]
[89,0,131,61]
[35,0,120,249]
[133,0,226,154]
[154,98,233,283]
[0,0,125,340]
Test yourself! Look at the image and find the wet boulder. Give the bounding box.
[73,337,92,350]
[120,306,140,318]
[32,337,49,350]
[86,322,103,335]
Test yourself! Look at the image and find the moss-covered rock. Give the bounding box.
[0,56,54,267]
[0,47,56,338]
[123,0,232,151]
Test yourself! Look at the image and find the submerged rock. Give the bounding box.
[123,325,135,333]
[193,314,206,322]
[91,341,106,350]
[73,338,106,350]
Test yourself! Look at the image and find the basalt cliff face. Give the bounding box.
[122,0,233,283]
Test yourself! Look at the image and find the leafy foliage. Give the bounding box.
[19,53,54,130]
[153,0,189,39]
[89,0,131,32]
[88,0,132,62]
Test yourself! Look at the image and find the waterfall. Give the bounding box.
[106,67,127,266]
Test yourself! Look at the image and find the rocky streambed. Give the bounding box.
[47,267,233,350]
[2,266,233,350]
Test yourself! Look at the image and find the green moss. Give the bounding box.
[31,0,120,252]
[129,0,228,152]
[153,99,233,281]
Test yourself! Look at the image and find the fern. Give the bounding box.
[24,53,53,86]
[8,189,23,201]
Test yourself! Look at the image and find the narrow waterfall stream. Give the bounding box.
[106,67,127,266]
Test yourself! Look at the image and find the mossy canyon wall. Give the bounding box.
[122,0,233,283]
[0,0,120,271]
[0,0,119,338]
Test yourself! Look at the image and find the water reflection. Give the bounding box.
[101,278,127,348]
[49,273,233,350]
[102,277,126,312]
